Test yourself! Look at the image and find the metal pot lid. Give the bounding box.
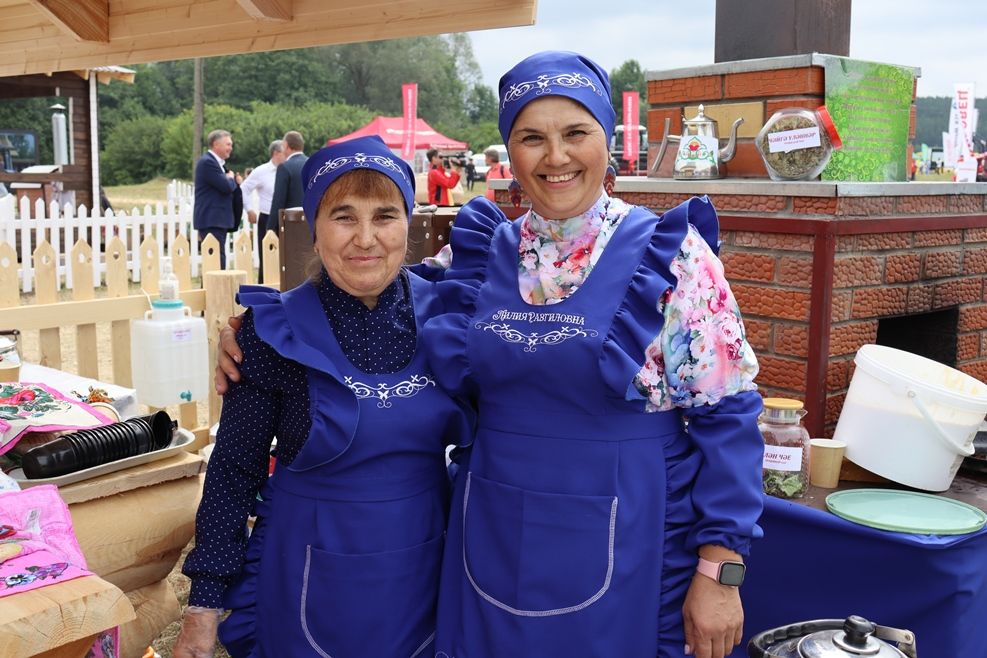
[0,335,16,356]
[797,617,907,658]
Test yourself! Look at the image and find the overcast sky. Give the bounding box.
[466,0,985,98]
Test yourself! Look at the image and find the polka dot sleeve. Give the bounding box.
[183,310,285,608]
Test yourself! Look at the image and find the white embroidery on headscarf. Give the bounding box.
[307,152,408,190]
[501,72,602,110]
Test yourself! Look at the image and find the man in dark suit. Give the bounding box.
[268,130,308,233]
[193,129,241,269]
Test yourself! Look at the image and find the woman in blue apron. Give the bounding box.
[423,52,765,658]
[174,136,471,658]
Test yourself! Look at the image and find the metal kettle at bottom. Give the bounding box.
[748,615,917,658]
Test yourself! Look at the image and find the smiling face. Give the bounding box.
[507,96,609,219]
[211,134,233,160]
[313,171,408,309]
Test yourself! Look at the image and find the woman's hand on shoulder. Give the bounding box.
[682,571,744,658]
[172,606,221,658]
[214,314,245,395]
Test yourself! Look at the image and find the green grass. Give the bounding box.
[914,171,954,182]
[104,177,183,212]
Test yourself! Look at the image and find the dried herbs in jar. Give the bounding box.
[759,398,810,499]
[756,106,842,181]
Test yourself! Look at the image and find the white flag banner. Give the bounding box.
[943,131,955,169]
[953,83,976,157]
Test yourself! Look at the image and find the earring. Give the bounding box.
[604,164,617,197]
[508,178,523,209]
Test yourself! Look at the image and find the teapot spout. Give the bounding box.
[718,117,745,162]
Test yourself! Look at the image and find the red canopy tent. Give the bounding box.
[328,117,467,151]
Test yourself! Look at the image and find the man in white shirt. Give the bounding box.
[239,139,286,282]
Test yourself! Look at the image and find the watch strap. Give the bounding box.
[695,557,722,582]
[696,557,745,586]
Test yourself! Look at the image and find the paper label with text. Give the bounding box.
[763,445,803,472]
[172,328,192,343]
[768,127,821,153]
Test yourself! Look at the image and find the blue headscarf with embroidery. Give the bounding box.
[498,51,616,145]
[301,135,415,233]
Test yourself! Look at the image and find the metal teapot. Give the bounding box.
[649,104,744,179]
[748,615,917,658]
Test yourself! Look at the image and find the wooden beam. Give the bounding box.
[236,0,292,22]
[4,290,206,331]
[0,0,537,77]
[26,0,109,43]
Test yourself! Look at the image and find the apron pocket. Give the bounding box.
[463,472,617,616]
[300,534,442,658]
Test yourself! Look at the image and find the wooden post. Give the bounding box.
[70,239,99,379]
[261,229,280,288]
[204,270,246,427]
[33,240,61,370]
[105,235,132,387]
[192,57,203,177]
[0,242,17,308]
[200,233,221,276]
[233,230,254,284]
[138,235,160,294]
[171,233,192,291]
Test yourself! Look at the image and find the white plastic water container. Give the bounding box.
[833,344,987,491]
[130,298,208,408]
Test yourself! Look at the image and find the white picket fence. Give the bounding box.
[0,180,264,294]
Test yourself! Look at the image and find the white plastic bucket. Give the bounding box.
[833,344,987,491]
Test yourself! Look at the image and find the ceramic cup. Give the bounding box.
[809,438,847,488]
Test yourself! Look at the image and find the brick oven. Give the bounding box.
[614,179,987,438]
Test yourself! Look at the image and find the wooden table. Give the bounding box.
[0,449,205,658]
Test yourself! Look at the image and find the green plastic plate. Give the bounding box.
[825,489,987,535]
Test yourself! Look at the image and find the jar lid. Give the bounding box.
[763,397,804,411]
[816,106,843,149]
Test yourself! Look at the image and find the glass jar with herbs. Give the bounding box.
[756,106,842,181]
[759,397,810,499]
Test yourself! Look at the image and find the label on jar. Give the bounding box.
[763,445,803,471]
[172,328,193,342]
[767,126,821,153]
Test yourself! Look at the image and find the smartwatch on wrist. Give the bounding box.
[696,557,746,587]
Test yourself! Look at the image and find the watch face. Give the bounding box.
[719,562,746,587]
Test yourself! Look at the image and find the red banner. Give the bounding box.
[622,91,639,172]
[401,83,418,161]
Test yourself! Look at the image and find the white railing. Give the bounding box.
[0,180,264,294]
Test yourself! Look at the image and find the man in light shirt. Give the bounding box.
[239,139,286,283]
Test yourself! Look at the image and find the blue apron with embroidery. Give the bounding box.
[219,274,465,658]
[434,205,707,658]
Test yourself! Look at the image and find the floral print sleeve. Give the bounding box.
[634,224,758,412]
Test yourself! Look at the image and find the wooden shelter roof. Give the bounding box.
[0,0,536,77]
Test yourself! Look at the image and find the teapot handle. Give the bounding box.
[648,117,679,177]
[873,623,917,658]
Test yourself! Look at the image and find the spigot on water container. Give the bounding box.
[130,258,208,408]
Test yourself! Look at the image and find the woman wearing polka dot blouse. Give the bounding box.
[174,136,471,658]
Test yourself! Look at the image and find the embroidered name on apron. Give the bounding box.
[475,309,597,352]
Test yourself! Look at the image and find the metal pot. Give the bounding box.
[748,615,917,658]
